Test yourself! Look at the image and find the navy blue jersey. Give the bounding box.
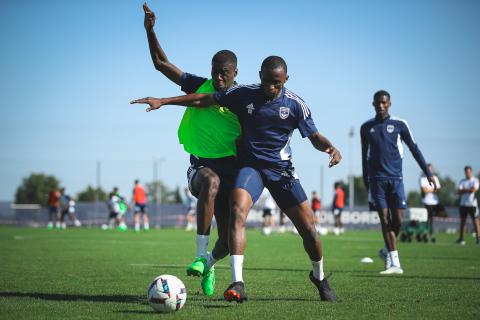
[360,115,431,184]
[180,73,207,94]
[213,84,318,168]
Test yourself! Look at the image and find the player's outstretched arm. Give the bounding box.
[130,93,217,112]
[143,3,183,85]
[308,132,342,168]
[400,122,437,191]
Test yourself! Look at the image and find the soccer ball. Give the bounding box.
[147,274,187,313]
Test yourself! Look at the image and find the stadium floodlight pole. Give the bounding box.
[348,126,355,210]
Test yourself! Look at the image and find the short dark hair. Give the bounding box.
[465,165,472,171]
[334,182,342,189]
[212,50,237,66]
[373,90,390,101]
[261,56,287,73]
[134,179,139,184]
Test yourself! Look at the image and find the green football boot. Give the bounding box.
[201,265,215,296]
[186,256,206,277]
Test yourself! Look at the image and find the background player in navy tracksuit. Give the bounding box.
[360,90,437,274]
[131,56,341,302]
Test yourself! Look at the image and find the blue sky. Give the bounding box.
[0,0,479,203]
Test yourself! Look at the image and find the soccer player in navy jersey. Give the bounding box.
[131,56,341,302]
[360,90,437,275]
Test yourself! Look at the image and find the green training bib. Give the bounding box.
[177,79,241,158]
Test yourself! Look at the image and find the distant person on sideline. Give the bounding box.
[331,182,345,235]
[47,188,61,230]
[419,163,441,243]
[456,166,479,245]
[311,191,325,234]
[132,180,149,232]
[184,187,197,231]
[59,188,81,229]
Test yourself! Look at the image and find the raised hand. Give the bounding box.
[130,97,165,112]
[143,2,156,31]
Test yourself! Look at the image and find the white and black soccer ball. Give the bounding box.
[147,274,187,313]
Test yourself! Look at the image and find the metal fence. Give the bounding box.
[0,201,465,233]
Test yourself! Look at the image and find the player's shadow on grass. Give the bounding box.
[188,296,318,303]
[0,292,144,304]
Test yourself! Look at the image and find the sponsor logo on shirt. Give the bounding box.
[370,128,375,133]
[387,125,395,133]
[246,103,255,114]
[279,106,290,119]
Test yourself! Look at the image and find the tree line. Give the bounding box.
[14,173,182,206]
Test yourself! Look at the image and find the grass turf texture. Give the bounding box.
[0,226,479,319]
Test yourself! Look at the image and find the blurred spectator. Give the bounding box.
[47,188,61,229]
[59,188,81,229]
[332,182,345,235]
[456,166,479,245]
[419,164,441,243]
[184,187,197,231]
[132,180,149,232]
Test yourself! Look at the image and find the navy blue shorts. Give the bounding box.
[370,179,407,210]
[332,207,343,216]
[234,166,307,211]
[187,155,238,197]
[134,203,147,214]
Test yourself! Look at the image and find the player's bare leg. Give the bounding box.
[284,201,322,260]
[458,214,467,244]
[187,167,220,277]
[378,208,403,274]
[378,208,396,251]
[469,212,480,244]
[224,188,252,303]
[133,212,140,232]
[283,200,335,301]
[142,213,149,231]
[193,168,220,236]
[201,189,230,296]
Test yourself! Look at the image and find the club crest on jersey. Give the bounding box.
[279,107,290,119]
[370,128,375,133]
[246,103,255,114]
[386,125,395,133]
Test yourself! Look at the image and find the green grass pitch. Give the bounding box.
[1,226,479,319]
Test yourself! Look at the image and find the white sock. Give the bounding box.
[196,235,209,258]
[135,223,140,231]
[206,251,217,269]
[230,255,244,283]
[144,222,149,229]
[311,258,325,281]
[389,250,400,267]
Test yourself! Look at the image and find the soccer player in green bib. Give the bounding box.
[142,3,240,296]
